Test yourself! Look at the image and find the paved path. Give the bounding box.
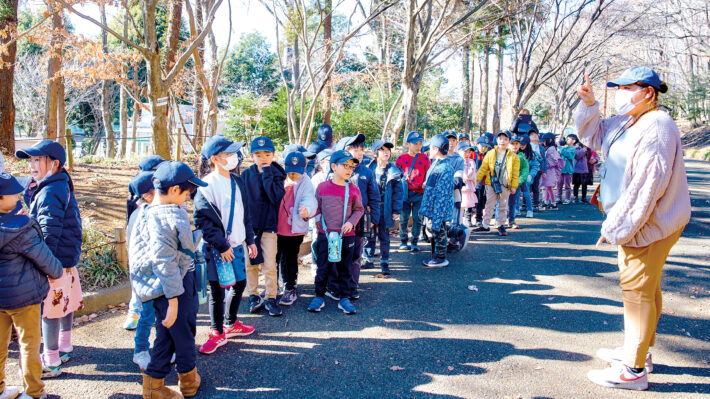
[7,161,710,398]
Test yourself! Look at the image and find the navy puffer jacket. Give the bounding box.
[0,213,63,310]
[29,171,83,268]
[241,162,286,233]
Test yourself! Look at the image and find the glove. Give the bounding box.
[527,175,532,184]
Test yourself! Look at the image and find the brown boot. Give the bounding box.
[178,367,201,397]
[142,374,184,399]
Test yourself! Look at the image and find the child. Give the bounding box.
[308,150,364,314]
[0,172,63,399]
[510,108,539,135]
[445,131,464,172]
[419,135,455,267]
[364,140,404,275]
[309,149,333,272]
[15,140,83,378]
[241,137,286,317]
[506,135,528,229]
[277,151,317,306]
[458,142,478,221]
[527,131,545,212]
[540,133,562,210]
[129,161,205,398]
[472,135,492,227]
[519,135,539,218]
[126,171,159,369]
[474,131,520,236]
[584,146,599,203]
[194,136,257,355]
[395,131,430,252]
[567,134,589,203]
[558,136,576,205]
[124,154,165,331]
[306,124,334,176]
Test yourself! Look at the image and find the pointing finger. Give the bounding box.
[585,74,591,88]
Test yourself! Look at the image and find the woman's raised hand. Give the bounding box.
[576,74,596,106]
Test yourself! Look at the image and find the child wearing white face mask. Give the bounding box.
[15,140,84,378]
[194,136,258,355]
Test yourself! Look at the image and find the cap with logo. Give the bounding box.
[15,140,66,166]
[284,151,307,174]
[455,141,473,152]
[371,140,394,153]
[511,134,522,143]
[152,161,207,190]
[317,124,333,143]
[476,135,492,147]
[444,130,457,139]
[0,172,25,196]
[201,135,244,159]
[250,136,275,153]
[497,130,512,139]
[457,133,470,141]
[405,131,423,144]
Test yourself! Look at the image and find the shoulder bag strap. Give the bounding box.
[406,154,420,180]
[225,176,236,238]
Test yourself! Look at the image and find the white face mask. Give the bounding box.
[40,160,59,182]
[222,154,240,170]
[614,88,643,115]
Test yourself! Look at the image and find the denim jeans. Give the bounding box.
[128,291,142,314]
[134,299,155,353]
[399,191,423,244]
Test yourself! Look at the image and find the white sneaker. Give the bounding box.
[0,386,20,399]
[596,347,653,373]
[587,362,648,390]
[525,210,534,218]
[133,351,151,371]
[19,394,46,399]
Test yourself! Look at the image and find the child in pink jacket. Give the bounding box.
[458,143,478,219]
[540,133,562,210]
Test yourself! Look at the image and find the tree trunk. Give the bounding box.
[491,28,504,134]
[479,44,490,132]
[57,77,65,146]
[131,107,139,156]
[206,27,219,137]
[0,0,18,154]
[401,77,422,135]
[119,10,129,157]
[44,7,63,140]
[100,4,115,157]
[469,47,476,131]
[193,0,205,148]
[144,2,170,158]
[164,0,183,71]
[322,0,332,124]
[461,43,471,133]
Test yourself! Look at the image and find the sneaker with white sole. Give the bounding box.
[0,386,20,399]
[133,350,151,370]
[596,347,653,373]
[325,291,340,301]
[40,358,61,378]
[224,321,255,338]
[279,289,298,306]
[587,362,648,391]
[19,393,46,399]
[199,330,227,355]
[123,312,140,330]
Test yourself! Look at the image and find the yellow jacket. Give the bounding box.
[476,146,521,190]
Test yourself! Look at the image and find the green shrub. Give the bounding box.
[77,218,127,291]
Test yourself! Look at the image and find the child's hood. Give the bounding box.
[0,214,34,248]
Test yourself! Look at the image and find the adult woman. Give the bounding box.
[575,67,691,391]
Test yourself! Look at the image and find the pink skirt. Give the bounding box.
[43,267,84,319]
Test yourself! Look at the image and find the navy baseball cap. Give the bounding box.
[511,135,523,143]
[284,151,307,174]
[0,172,25,196]
[429,134,449,153]
[371,140,394,152]
[152,161,207,190]
[283,144,315,159]
[330,150,359,168]
[405,131,423,144]
[15,140,66,165]
[316,149,334,163]
[476,135,492,147]
[455,141,473,152]
[335,134,366,150]
[129,171,155,197]
[458,133,470,141]
[444,130,457,139]
[421,140,430,153]
[250,137,275,153]
[138,155,166,171]
[201,135,244,159]
[607,66,668,93]
[317,124,333,143]
[520,135,531,146]
[497,130,512,139]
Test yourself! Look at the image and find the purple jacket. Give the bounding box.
[573,146,588,174]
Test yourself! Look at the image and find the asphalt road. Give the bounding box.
[6,160,710,399]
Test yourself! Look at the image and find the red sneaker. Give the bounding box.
[199,330,227,355]
[224,321,255,338]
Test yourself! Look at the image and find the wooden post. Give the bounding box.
[114,227,127,270]
[65,129,74,170]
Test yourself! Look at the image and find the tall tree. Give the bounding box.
[479,42,490,132]
[100,4,115,157]
[461,42,471,132]
[0,0,19,153]
[490,24,504,134]
[322,0,333,124]
[44,2,63,140]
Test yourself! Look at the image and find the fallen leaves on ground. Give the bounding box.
[390,366,404,371]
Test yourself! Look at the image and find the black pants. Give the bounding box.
[277,234,305,290]
[475,185,487,223]
[426,220,448,261]
[314,234,355,298]
[532,172,542,208]
[573,173,589,200]
[208,279,246,334]
[147,271,198,379]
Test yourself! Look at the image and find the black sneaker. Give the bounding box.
[361,260,375,270]
[381,262,390,275]
[264,298,283,317]
[498,225,507,236]
[581,198,588,203]
[248,295,264,313]
[350,290,360,300]
[550,204,558,210]
[473,226,490,232]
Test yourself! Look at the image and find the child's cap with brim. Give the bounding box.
[202,135,244,159]
[138,154,166,171]
[250,136,275,154]
[129,171,155,197]
[316,149,334,163]
[152,161,207,190]
[330,150,360,166]
[15,140,66,166]
[371,139,394,152]
[0,172,25,196]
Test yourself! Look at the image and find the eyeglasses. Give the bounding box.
[339,164,356,171]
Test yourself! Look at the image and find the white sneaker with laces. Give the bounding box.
[0,386,20,399]
[587,362,648,391]
[133,351,151,370]
[596,346,653,373]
